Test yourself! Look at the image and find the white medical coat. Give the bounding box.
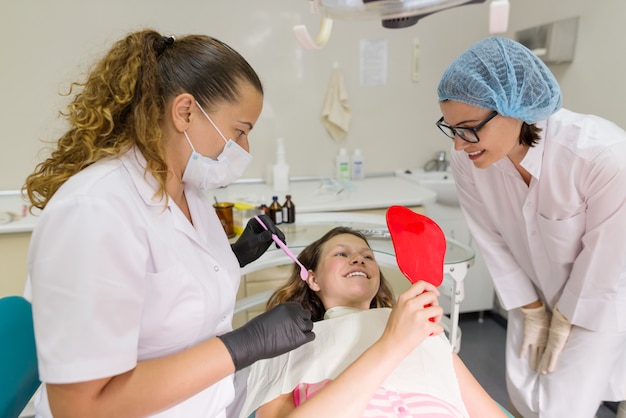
[451,108,626,416]
[25,147,240,417]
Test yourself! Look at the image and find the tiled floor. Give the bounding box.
[457,312,618,418]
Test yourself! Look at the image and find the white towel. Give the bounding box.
[321,65,351,141]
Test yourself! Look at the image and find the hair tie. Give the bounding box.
[155,35,175,57]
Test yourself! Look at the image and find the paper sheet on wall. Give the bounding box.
[359,39,387,86]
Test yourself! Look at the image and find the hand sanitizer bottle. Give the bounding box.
[351,149,365,180]
[335,148,350,182]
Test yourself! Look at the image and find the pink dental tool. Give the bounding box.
[254,215,308,280]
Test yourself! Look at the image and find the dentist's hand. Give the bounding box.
[537,307,572,374]
[231,214,286,267]
[519,304,550,371]
[217,302,315,371]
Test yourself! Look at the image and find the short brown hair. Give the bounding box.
[520,122,542,147]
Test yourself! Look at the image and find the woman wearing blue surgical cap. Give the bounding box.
[437,36,626,417]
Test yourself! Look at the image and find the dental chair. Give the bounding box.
[0,296,40,418]
[232,212,515,417]
[234,212,469,351]
[233,290,514,418]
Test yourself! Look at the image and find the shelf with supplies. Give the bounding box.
[210,174,437,216]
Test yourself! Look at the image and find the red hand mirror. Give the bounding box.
[386,205,446,287]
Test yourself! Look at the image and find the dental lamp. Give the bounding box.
[294,0,510,49]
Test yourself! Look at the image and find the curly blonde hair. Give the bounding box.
[23,29,262,211]
[266,227,396,322]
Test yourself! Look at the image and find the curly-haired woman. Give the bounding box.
[23,29,313,418]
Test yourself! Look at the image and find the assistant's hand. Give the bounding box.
[217,302,315,371]
[519,304,550,371]
[231,214,286,267]
[537,307,572,374]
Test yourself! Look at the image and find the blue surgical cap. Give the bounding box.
[437,37,562,124]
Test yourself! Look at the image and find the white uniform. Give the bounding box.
[451,108,626,417]
[25,147,240,417]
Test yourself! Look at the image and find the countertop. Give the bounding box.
[0,174,436,234]
[0,190,38,234]
[211,175,436,213]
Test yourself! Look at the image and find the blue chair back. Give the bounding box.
[0,296,40,418]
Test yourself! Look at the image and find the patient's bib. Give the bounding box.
[240,308,468,418]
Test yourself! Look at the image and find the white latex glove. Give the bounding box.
[519,304,550,371]
[537,307,572,375]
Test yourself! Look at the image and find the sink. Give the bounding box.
[395,168,459,207]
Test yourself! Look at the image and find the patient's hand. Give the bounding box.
[379,281,444,359]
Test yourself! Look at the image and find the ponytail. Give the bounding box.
[24,29,262,211]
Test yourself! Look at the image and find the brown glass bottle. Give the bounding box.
[258,204,270,217]
[282,194,295,224]
[269,196,283,224]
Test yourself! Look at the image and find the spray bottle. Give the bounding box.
[273,138,290,192]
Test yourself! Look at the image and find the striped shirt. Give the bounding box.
[294,380,466,417]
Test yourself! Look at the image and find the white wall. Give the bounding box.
[1,0,625,190]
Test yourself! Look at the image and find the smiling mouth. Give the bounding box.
[346,271,368,279]
[467,149,485,160]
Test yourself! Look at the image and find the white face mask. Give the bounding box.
[182,102,253,190]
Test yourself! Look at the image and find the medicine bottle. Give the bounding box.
[258,204,270,217]
[282,195,296,224]
[269,196,283,225]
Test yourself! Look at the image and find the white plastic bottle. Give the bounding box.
[351,148,365,180]
[273,138,290,192]
[335,148,350,182]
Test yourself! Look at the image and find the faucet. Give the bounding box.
[424,150,449,172]
[436,151,449,171]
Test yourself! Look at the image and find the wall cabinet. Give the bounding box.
[516,16,579,64]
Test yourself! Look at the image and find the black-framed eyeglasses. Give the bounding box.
[435,111,498,144]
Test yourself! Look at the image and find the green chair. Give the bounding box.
[499,402,515,417]
[0,296,40,418]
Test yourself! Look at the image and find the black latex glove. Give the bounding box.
[218,302,315,371]
[231,214,286,267]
